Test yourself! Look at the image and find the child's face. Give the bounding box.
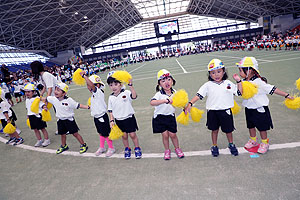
[54,87,65,98]
[238,68,247,78]
[209,68,224,82]
[159,77,173,91]
[109,82,122,94]
[25,91,34,98]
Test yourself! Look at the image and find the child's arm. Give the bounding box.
[80,71,95,92]
[233,74,243,94]
[184,95,200,113]
[128,79,137,99]
[108,112,115,128]
[78,104,90,109]
[150,98,172,106]
[3,112,10,122]
[274,88,294,100]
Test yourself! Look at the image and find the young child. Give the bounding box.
[81,72,115,157]
[233,57,294,154]
[44,83,89,154]
[107,72,142,159]
[150,69,184,160]
[1,82,14,106]
[185,59,240,157]
[24,83,50,147]
[13,81,22,103]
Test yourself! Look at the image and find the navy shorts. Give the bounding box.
[115,115,138,133]
[206,109,235,133]
[94,113,111,137]
[245,106,273,131]
[57,118,79,135]
[14,92,22,98]
[28,115,47,130]
[152,114,177,134]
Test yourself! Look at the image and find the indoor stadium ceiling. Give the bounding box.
[1,0,300,56]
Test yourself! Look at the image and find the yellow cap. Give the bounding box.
[236,57,260,74]
[157,69,171,80]
[207,59,224,71]
[89,75,103,84]
[24,83,35,91]
[56,83,69,93]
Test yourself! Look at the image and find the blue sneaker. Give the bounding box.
[0,128,3,133]
[124,147,131,159]
[211,146,219,157]
[13,137,24,146]
[228,144,239,156]
[134,147,142,159]
[6,137,16,144]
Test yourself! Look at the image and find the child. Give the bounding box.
[44,83,89,154]
[24,83,50,147]
[13,81,22,103]
[1,82,13,106]
[185,59,240,157]
[233,57,294,154]
[81,72,115,157]
[150,69,184,160]
[107,72,142,159]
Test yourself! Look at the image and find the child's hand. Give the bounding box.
[233,74,241,82]
[287,95,294,100]
[110,120,115,128]
[184,104,192,114]
[128,79,133,86]
[79,71,86,77]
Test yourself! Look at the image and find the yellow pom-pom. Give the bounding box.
[30,98,40,114]
[47,103,53,109]
[242,81,258,99]
[296,78,300,91]
[231,100,241,115]
[87,97,91,106]
[27,118,31,129]
[108,125,124,140]
[3,123,16,134]
[112,70,132,84]
[190,107,205,122]
[176,111,190,125]
[72,68,86,86]
[41,109,52,122]
[172,89,189,108]
[284,96,300,110]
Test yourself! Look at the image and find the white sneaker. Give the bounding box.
[55,131,58,135]
[95,147,106,156]
[105,148,116,157]
[5,134,9,137]
[34,140,43,147]
[42,139,51,147]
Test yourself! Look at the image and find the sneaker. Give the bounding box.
[13,137,24,145]
[5,134,9,137]
[164,149,171,160]
[211,146,219,157]
[55,131,58,135]
[79,143,88,154]
[175,148,184,158]
[134,147,142,159]
[228,144,239,156]
[244,139,259,149]
[257,143,269,154]
[34,140,43,147]
[0,128,3,133]
[124,147,131,159]
[16,128,21,135]
[42,139,51,147]
[105,148,116,157]
[56,144,69,154]
[95,147,106,156]
[6,137,16,144]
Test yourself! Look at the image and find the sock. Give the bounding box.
[228,143,233,147]
[250,136,257,142]
[213,144,217,147]
[261,138,269,144]
[99,136,105,148]
[105,137,114,149]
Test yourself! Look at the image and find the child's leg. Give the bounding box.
[41,128,49,140]
[73,132,84,145]
[34,129,42,140]
[169,131,180,149]
[105,137,114,149]
[225,132,233,143]
[259,131,267,140]
[61,134,67,146]
[128,132,139,147]
[211,130,219,146]
[249,128,257,138]
[122,133,129,147]
[99,135,105,148]
[162,131,170,150]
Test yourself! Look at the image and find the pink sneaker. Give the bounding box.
[175,148,184,159]
[257,143,269,154]
[164,149,171,160]
[244,139,259,149]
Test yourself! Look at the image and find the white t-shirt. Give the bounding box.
[197,80,238,110]
[90,87,107,118]
[242,77,275,109]
[47,96,79,120]
[108,89,135,120]
[26,97,44,116]
[0,100,12,119]
[14,85,21,93]
[40,72,58,96]
[151,89,176,118]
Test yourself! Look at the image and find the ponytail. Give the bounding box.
[253,70,267,83]
[156,84,160,92]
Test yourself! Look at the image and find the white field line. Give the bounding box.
[128,62,147,74]
[176,59,188,73]
[1,136,300,158]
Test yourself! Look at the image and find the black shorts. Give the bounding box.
[94,113,111,137]
[152,114,177,134]
[1,117,15,128]
[28,115,47,130]
[206,109,235,133]
[245,106,273,131]
[57,118,79,135]
[293,43,297,47]
[10,108,17,121]
[5,93,12,100]
[115,115,138,133]
[14,92,22,98]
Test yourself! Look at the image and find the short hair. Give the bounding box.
[30,61,44,75]
[107,76,121,85]
[208,68,228,81]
